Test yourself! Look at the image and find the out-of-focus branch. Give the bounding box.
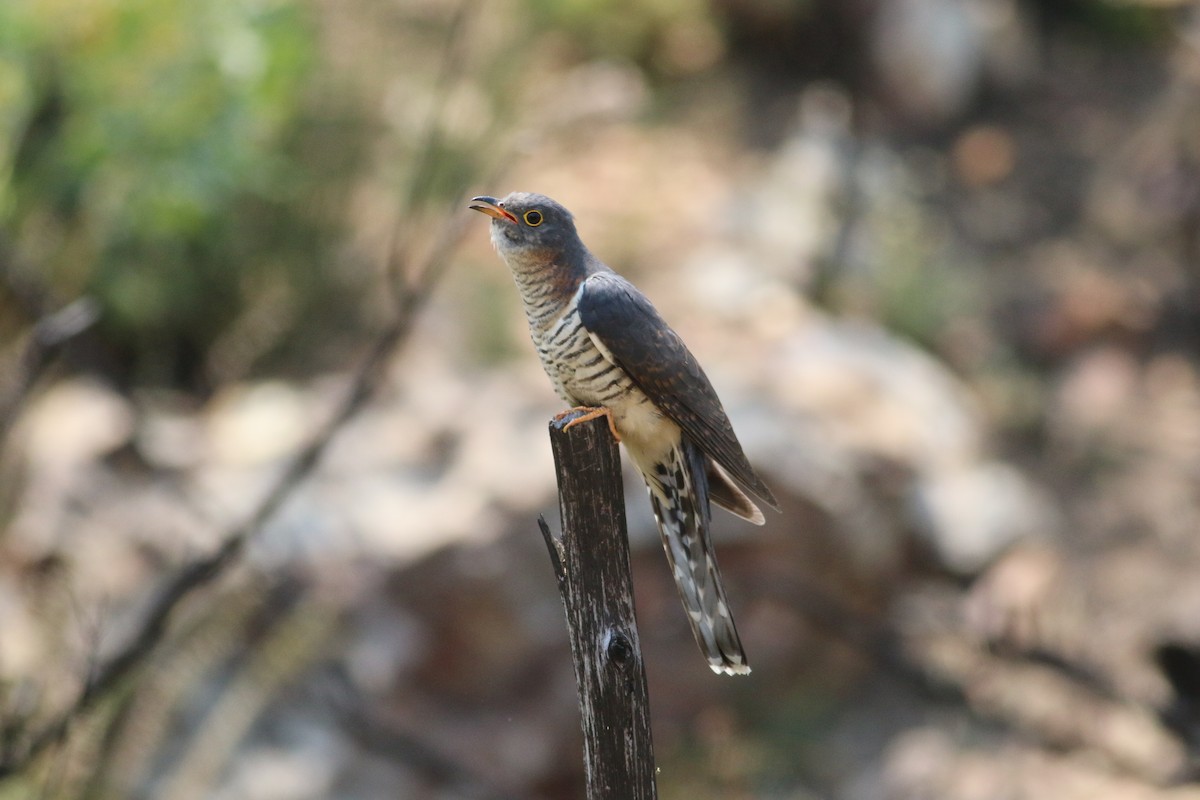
[313,665,527,800]
[0,297,100,448]
[0,235,101,448]
[0,0,490,779]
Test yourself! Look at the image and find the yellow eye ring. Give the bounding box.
[523,210,543,227]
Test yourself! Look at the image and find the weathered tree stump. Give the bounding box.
[538,411,658,800]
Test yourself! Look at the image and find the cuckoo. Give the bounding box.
[469,192,779,675]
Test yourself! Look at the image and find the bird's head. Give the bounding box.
[468,192,582,266]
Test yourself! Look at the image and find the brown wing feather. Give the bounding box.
[578,272,778,510]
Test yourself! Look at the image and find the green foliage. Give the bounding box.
[1,0,365,387]
[1059,0,1175,44]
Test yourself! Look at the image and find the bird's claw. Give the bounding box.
[553,406,621,442]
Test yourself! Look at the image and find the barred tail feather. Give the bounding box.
[645,439,750,675]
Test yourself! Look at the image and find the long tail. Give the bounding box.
[644,439,750,675]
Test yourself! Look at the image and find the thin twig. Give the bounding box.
[537,515,565,584]
[387,0,481,293]
[0,298,100,448]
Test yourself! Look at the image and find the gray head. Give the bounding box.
[468,192,586,266]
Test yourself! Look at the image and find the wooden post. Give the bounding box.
[538,412,658,800]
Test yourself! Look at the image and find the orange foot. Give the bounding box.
[553,406,621,442]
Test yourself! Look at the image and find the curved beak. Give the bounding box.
[468,196,517,223]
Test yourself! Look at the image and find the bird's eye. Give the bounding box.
[524,210,543,227]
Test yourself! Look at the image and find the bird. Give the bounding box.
[469,192,779,675]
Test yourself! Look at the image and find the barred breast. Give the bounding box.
[530,285,627,406]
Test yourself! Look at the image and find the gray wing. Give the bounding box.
[577,271,778,510]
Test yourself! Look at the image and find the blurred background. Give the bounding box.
[1,0,1199,797]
